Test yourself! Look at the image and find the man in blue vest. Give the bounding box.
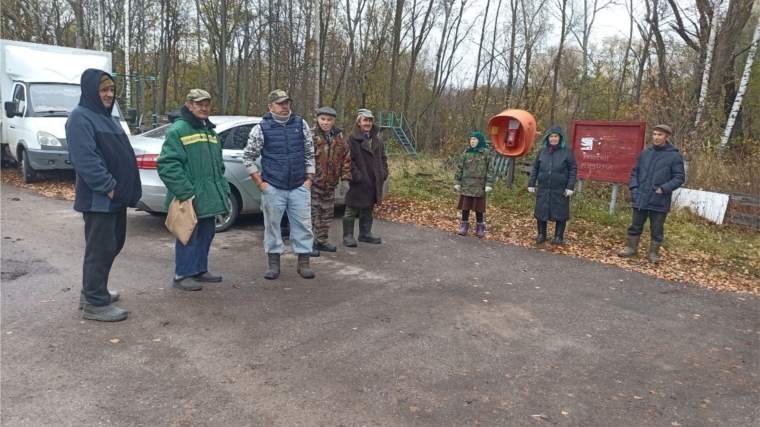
[243,89,317,280]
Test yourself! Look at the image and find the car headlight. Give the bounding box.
[38,131,62,147]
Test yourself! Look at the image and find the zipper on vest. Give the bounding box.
[282,122,292,189]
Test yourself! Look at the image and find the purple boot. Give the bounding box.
[476,223,485,238]
[457,221,469,236]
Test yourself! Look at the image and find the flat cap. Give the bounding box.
[268,89,292,104]
[316,106,337,117]
[357,108,374,119]
[186,88,211,102]
[653,124,672,135]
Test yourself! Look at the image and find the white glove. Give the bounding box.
[564,189,574,197]
[527,187,535,193]
[454,184,461,191]
[337,180,350,196]
[485,186,492,193]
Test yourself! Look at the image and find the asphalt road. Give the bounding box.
[1,183,758,427]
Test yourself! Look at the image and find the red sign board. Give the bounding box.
[568,121,647,184]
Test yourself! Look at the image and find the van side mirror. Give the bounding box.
[4,102,21,118]
[127,108,138,124]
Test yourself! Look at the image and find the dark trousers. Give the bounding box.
[461,210,484,223]
[627,208,668,243]
[175,217,216,277]
[82,210,127,307]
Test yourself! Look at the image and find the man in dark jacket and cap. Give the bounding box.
[618,124,685,263]
[66,69,141,322]
[308,106,352,257]
[342,109,388,247]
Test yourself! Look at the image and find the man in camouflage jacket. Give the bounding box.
[309,106,352,256]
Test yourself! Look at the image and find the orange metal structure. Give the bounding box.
[488,109,537,158]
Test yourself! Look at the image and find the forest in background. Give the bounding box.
[2,0,759,192]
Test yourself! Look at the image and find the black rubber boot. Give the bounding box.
[314,242,337,252]
[264,253,281,280]
[79,291,120,309]
[647,240,662,264]
[535,221,547,244]
[358,217,381,244]
[82,304,128,322]
[343,219,357,247]
[551,221,566,245]
[618,236,640,257]
[297,253,315,279]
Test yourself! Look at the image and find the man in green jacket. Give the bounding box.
[157,89,230,291]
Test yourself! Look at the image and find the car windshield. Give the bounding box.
[29,83,126,121]
[140,124,172,139]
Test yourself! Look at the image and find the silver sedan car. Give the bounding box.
[129,115,383,232]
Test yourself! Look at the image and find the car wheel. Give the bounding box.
[21,149,37,183]
[215,193,239,232]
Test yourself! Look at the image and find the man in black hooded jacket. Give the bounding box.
[66,69,141,322]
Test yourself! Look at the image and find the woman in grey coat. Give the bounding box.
[528,125,578,244]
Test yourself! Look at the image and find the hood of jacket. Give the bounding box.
[79,69,114,117]
[176,105,216,129]
[541,125,567,148]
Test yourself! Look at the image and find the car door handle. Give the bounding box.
[228,155,242,159]
[9,126,16,129]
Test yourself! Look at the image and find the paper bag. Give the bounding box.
[165,196,197,245]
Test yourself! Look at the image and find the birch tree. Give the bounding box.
[720,17,760,151]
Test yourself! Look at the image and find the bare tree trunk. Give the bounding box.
[613,0,635,118]
[472,0,492,99]
[505,0,519,106]
[195,0,203,86]
[218,0,229,113]
[389,0,405,111]
[481,0,503,126]
[549,0,569,124]
[402,0,436,112]
[646,0,669,95]
[721,17,760,151]
[634,19,653,104]
[65,0,86,48]
[694,0,723,126]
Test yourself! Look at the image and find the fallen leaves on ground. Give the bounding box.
[375,195,759,294]
[1,168,76,201]
[4,167,757,293]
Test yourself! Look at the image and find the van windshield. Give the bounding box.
[28,83,126,122]
[29,83,80,116]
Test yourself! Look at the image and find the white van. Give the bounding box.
[1,40,132,182]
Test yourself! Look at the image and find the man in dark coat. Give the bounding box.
[343,109,389,247]
[66,69,142,322]
[528,125,577,244]
[618,124,685,263]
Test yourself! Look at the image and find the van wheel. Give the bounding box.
[20,149,37,183]
[215,193,239,232]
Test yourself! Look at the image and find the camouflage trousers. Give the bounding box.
[311,189,335,245]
